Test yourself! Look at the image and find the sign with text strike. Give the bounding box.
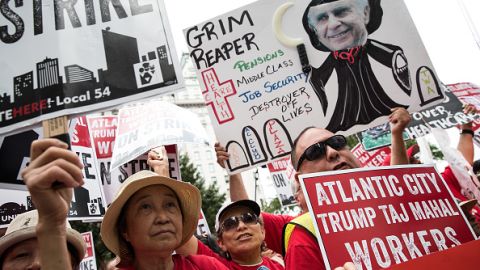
[300,165,476,270]
[185,0,444,174]
[0,0,183,135]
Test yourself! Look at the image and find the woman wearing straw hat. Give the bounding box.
[100,147,229,270]
[147,150,285,270]
[0,138,86,269]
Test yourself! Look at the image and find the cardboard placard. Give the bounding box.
[69,117,106,220]
[110,101,209,171]
[88,114,181,205]
[351,143,391,167]
[300,165,476,270]
[0,0,183,135]
[267,157,296,206]
[185,0,443,174]
[80,231,98,270]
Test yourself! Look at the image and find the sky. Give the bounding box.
[163,0,480,85]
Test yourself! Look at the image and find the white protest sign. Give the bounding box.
[431,128,480,204]
[267,157,296,207]
[0,189,33,228]
[110,101,209,171]
[0,128,42,190]
[196,209,212,236]
[0,0,183,135]
[80,231,98,270]
[69,117,106,220]
[184,0,444,174]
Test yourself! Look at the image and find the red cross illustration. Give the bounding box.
[201,68,236,124]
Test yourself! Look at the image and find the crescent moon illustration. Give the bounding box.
[273,2,303,47]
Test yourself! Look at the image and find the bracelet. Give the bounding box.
[461,129,474,136]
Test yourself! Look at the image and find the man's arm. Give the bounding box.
[215,142,249,201]
[457,104,477,165]
[21,139,84,270]
[389,107,411,165]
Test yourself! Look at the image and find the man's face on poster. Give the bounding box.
[308,0,370,51]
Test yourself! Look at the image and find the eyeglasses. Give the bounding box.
[296,135,347,171]
[219,213,259,233]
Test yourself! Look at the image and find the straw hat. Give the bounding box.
[0,210,86,261]
[100,170,201,266]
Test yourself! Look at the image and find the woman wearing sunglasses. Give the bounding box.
[177,200,285,270]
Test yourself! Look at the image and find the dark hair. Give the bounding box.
[473,160,480,175]
[291,126,316,169]
[302,0,383,52]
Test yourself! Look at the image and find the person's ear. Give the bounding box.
[122,232,130,242]
[364,5,370,24]
[217,238,228,252]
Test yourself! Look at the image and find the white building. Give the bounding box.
[158,53,276,204]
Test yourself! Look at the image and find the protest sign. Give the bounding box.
[431,128,480,205]
[300,165,476,270]
[351,144,391,168]
[267,157,296,206]
[87,115,181,204]
[69,117,106,220]
[80,231,98,270]
[185,0,443,173]
[449,82,480,109]
[0,128,42,190]
[0,0,183,135]
[0,189,33,228]
[356,125,409,151]
[0,116,106,221]
[196,209,212,236]
[448,82,480,147]
[405,87,479,139]
[110,101,209,171]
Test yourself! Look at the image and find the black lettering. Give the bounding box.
[100,0,127,23]
[100,161,111,185]
[0,0,25,43]
[33,0,43,35]
[129,0,152,16]
[84,0,95,25]
[228,10,254,30]
[54,0,82,30]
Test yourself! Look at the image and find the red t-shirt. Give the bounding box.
[261,212,295,254]
[119,254,229,270]
[442,166,480,223]
[284,226,325,270]
[197,240,284,270]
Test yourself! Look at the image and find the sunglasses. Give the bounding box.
[296,135,347,171]
[219,213,259,233]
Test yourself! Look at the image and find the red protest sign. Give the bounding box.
[351,144,391,167]
[300,165,476,270]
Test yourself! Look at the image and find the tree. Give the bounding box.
[180,154,226,233]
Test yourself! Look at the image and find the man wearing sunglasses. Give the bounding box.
[283,107,411,270]
[214,108,410,270]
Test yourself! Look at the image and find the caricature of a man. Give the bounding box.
[303,0,411,132]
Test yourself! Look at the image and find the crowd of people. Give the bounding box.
[1,104,479,270]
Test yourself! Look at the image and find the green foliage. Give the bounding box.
[260,197,282,213]
[260,198,298,215]
[180,154,226,232]
[346,135,359,149]
[429,144,444,160]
